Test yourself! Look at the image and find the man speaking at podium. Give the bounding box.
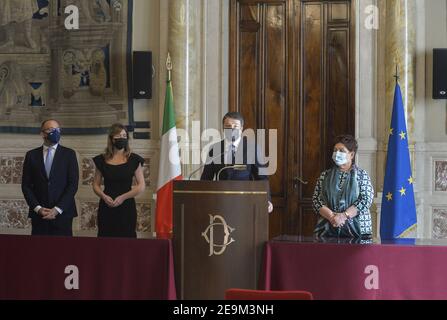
[200,112,273,213]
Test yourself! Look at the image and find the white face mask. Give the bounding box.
[332,151,349,166]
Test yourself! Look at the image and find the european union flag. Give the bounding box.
[380,83,417,239]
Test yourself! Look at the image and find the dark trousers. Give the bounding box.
[31,216,73,237]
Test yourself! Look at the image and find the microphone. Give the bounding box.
[188,134,239,180]
[188,150,226,180]
[217,165,247,181]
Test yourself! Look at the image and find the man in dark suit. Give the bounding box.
[21,119,79,236]
[201,112,273,213]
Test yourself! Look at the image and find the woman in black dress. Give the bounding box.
[92,123,146,238]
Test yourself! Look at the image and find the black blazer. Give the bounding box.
[200,139,271,200]
[21,145,79,219]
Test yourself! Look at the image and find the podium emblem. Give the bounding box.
[202,214,236,256]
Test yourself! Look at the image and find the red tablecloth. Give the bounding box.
[260,240,447,300]
[0,235,176,300]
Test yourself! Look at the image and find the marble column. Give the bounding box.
[381,0,417,238]
[168,0,203,175]
[375,0,418,238]
[384,0,416,141]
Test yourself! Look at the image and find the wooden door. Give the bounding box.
[230,0,355,237]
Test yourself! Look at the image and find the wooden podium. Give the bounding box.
[173,180,269,300]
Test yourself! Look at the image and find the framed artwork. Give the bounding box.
[433,207,447,239]
[434,160,447,192]
[0,0,134,134]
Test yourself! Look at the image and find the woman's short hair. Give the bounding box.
[334,134,358,153]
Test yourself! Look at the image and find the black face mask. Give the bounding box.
[113,138,128,150]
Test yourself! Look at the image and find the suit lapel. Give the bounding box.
[38,146,47,180]
[49,145,63,179]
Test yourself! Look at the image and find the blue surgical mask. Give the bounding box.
[332,151,348,166]
[47,128,61,144]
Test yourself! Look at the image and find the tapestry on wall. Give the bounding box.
[0,0,133,134]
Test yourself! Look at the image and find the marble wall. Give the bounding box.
[152,0,447,240]
[2,0,446,240]
[418,0,447,239]
[0,138,156,237]
[372,0,447,239]
[0,200,30,230]
[160,0,447,240]
[161,0,229,177]
[0,0,159,238]
[0,156,24,185]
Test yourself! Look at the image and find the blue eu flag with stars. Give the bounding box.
[380,83,417,239]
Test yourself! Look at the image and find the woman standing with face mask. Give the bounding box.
[92,123,146,238]
[312,135,374,238]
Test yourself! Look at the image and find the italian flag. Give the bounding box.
[156,78,182,239]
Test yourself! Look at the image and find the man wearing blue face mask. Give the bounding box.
[21,119,79,236]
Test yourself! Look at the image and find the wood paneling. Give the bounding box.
[329,2,349,22]
[230,0,355,237]
[231,0,291,238]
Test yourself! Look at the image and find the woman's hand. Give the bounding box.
[102,194,115,208]
[332,213,347,228]
[112,194,127,207]
[328,213,336,226]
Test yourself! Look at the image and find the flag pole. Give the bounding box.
[393,64,400,84]
[156,51,181,239]
[166,52,172,81]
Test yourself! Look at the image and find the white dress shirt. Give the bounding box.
[223,136,241,164]
[224,136,241,152]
